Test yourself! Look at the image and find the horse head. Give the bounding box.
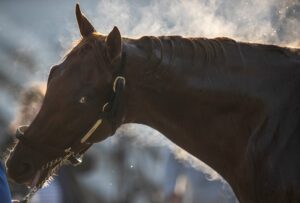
[6,4,125,191]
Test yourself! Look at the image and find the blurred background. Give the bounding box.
[0,0,299,202]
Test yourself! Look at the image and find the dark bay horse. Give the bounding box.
[5,4,300,203]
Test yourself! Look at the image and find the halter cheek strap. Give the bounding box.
[80,75,126,144]
[80,49,127,144]
[80,119,102,143]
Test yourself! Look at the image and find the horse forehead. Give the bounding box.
[47,71,80,96]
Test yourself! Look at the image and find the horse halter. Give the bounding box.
[16,50,126,162]
[14,50,127,203]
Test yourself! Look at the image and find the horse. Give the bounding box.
[5,4,300,203]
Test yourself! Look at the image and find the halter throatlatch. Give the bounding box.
[15,51,127,203]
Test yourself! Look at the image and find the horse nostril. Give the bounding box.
[7,159,35,180]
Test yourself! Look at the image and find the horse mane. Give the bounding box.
[132,35,300,73]
[132,35,233,69]
[65,32,299,72]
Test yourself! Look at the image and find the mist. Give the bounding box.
[88,0,300,46]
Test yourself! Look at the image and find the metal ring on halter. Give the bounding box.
[102,102,109,112]
[16,125,29,138]
[113,76,126,93]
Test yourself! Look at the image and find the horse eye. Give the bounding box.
[79,97,87,104]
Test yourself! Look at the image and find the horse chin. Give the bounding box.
[26,169,52,189]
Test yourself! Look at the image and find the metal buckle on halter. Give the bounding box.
[64,147,82,166]
[66,154,83,166]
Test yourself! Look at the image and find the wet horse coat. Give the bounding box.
[6,4,300,203]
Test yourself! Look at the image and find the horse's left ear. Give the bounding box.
[76,4,96,37]
[106,26,122,62]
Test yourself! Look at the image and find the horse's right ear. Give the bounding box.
[105,26,122,62]
[76,4,96,37]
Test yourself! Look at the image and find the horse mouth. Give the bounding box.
[8,169,43,189]
[24,170,42,188]
[25,167,57,189]
[8,167,51,189]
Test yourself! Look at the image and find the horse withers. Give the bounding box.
[6,4,300,203]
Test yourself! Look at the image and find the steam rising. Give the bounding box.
[91,0,300,47]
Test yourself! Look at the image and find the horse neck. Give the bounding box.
[121,37,268,184]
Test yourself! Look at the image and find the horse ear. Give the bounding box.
[106,26,122,62]
[76,4,96,37]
